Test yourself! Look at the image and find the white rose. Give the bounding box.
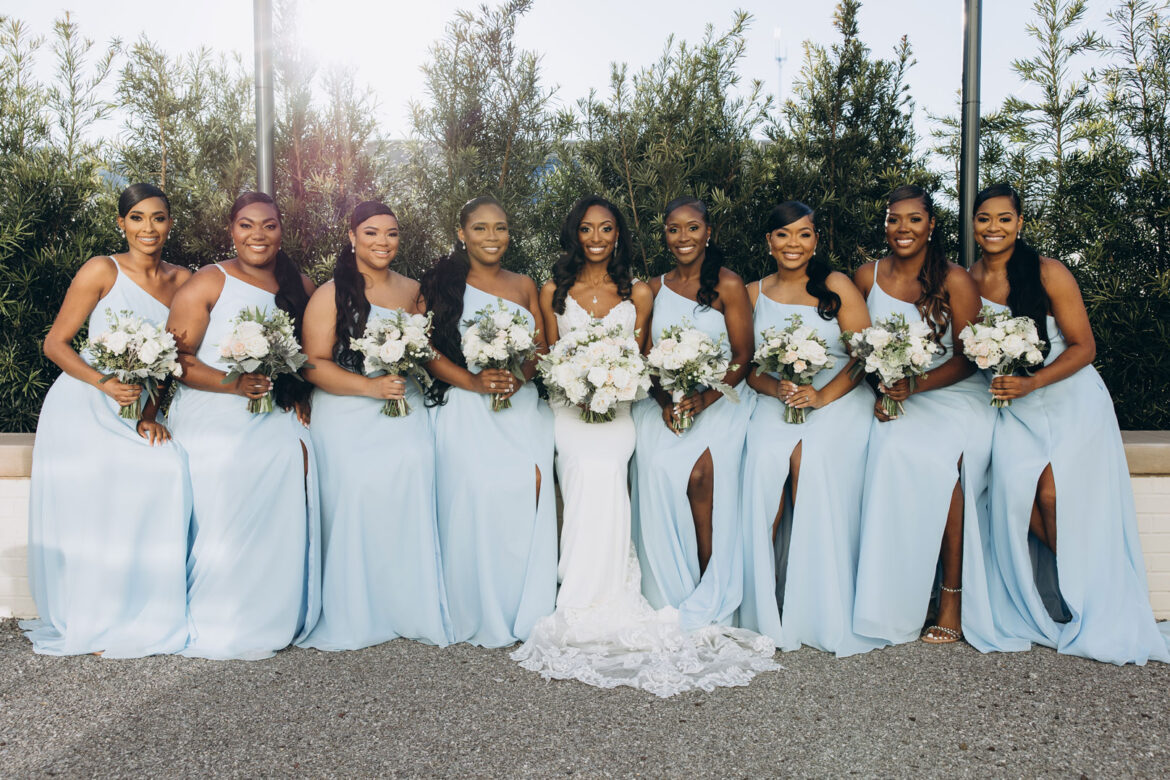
[138,339,163,365]
[865,329,891,349]
[379,340,407,364]
[491,311,514,330]
[235,321,265,341]
[244,334,270,360]
[105,331,130,355]
[1026,349,1043,365]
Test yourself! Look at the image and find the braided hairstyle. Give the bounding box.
[664,196,723,309]
[332,201,399,372]
[418,195,506,405]
[886,185,950,347]
[974,183,1050,359]
[764,200,840,321]
[228,191,311,408]
[551,195,634,314]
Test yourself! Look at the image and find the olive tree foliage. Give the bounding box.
[401,0,561,281]
[766,0,936,274]
[114,37,256,268]
[273,1,392,282]
[550,11,773,282]
[0,16,120,431]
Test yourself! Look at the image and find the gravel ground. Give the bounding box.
[1,618,1167,778]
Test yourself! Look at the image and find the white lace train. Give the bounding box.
[512,298,779,697]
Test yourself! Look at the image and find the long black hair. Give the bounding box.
[332,200,398,372]
[974,183,1050,358]
[886,185,950,346]
[118,182,170,217]
[418,195,505,404]
[765,200,840,321]
[664,196,723,309]
[551,195,634,314]
[228,191,311,408]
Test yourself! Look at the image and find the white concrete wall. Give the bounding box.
[2,434,1169,621]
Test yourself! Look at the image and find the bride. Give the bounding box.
[512,196,779,697]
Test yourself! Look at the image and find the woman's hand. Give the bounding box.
[100,378,144,408]
[367,374,408,401]
[470,368,522,401]
[135,419,172,445]
[660,389,717,434]
[232,372,273,400]
[293,397,311,426]
[778,380,824,410]
[990,374,1038,402]
[878,377,912,402]
[873,395,897,423]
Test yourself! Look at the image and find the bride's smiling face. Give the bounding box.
[577,205,618,266]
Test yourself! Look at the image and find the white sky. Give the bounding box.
[5,0,1116,148]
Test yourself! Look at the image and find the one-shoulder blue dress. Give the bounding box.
[631,277,756,631]
[434,284,556,647]
[297,303,451,650]
[984,305,1170,664]
[739,286,882,656]
[852,261,1002,649]
[168,264,320,660]
[22,258,191,657]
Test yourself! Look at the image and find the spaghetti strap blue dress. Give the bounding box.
[985,304,1170,664]
[297,303,451,650]
[433,284,556,647]
[22,258,191,657]
[168,264,320,660]
[852,260,1002,649]
[739,286,882,656]
[631,278,756,631]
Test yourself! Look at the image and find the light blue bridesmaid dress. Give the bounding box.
[434,284,556,647]
[631,277,756,631]
[168,264,320,660]
[984,304,1170,664]
[22,258,191,657]
[851,260,1003,649]
[297,303,450,651]
[739,286,882,656]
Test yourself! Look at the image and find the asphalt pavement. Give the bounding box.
[1,618,1167,777]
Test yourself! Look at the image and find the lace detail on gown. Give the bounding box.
[511,294,779,697]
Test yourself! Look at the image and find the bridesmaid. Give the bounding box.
[631,196,756,630]
[166,191,320,660]
[419,195,556,647]
[970,183,1170,664]
[22,183,191,657]
[296,201,450,650]
[739,201,881,656]
[851,185,1001,649]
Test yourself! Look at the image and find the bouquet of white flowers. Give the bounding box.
[646,321,739,432]
[754,314,836,424]
[85,308,182,420]
[958,305,1046,408]
[218,306,310,413]
[842,312,942,418]
[350,310,436,417]
[538,321,651,423]
[461,298,539,411]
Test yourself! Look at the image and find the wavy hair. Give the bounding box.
[765,200,840,321]
[551,195,634,314]
[118,182,170,217]
[332,201,398,372]
[886,185,950,346]
[664,196,722,309]
[974,183,1050,358]
[418,195,505,404]
[229,191,311,408]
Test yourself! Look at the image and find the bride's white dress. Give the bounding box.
[511,295,779,697]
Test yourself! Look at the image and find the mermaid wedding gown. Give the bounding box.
[511,295,778,697]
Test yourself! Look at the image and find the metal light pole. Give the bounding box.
[958,0,982,267]
[773,27,787,103]
[254,0,275,195]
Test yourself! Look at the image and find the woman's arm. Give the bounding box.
[990,258,1096,402]
[301,282,403,400]
[887,264,979,399]
[630,281,654,353]
[538,280,560,349]
[784,273,873,410]
[43,257,144,407]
